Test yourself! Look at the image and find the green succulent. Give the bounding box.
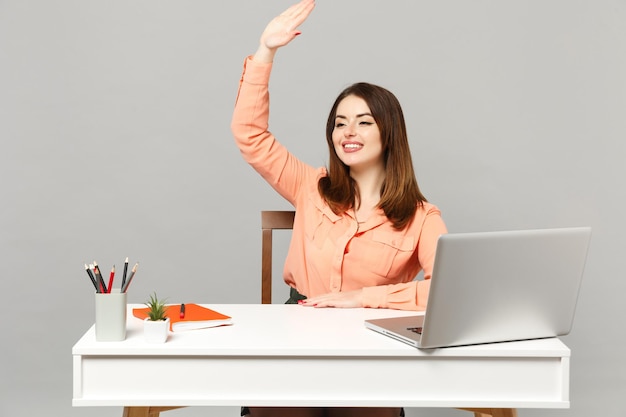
[144,292,168,321]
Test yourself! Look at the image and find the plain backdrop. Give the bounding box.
[1,1,624,416]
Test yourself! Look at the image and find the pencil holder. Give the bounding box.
[95,289,127,341]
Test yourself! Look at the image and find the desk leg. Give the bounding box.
[459,408,518,417]
[123,406,185,417]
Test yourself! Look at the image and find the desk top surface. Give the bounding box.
[73,304,569,358]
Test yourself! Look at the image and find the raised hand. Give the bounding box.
[254,0,315,62]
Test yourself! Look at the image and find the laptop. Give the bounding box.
[365,227,591,349]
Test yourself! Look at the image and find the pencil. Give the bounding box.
[121,257,129,291]
[107,265,115,293]
[90,263,103,293]
[84,263,98,291]
[122,262,138,293]
[93,261,107,293]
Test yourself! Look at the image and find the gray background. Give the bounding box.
[1,0,623,416]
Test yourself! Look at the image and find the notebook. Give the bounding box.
[365,227,591,349]
[133,304,232,332]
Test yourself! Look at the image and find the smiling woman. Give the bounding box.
[322,82,427,230]
[230,1,446,415]
[332,95,385,184]
[231,0,446,311]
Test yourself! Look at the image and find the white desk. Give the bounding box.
[73,304,570,416]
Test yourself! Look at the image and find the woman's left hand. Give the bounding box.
[300,289,364,308]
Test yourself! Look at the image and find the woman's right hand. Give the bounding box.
[254,0,315,63]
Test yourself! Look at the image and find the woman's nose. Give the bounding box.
[344,122,356,136]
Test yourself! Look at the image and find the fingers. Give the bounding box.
[282,0,315,17]
[299,295,325,307]
[257,0,315,53]
[281,0,311,18]
[276,0,315,37]
[284,0,315,29]
[299,290,364,309]
[300,299,337,308]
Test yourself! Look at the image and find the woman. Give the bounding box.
[231,1,447,416]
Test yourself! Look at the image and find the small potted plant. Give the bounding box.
[143,292,170,343]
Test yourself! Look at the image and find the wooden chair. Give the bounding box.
[261,210,296,304]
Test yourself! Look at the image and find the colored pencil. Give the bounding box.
[107,265,115,293]
[121,257,129,291]
[93,261,107,293]
[122,262,138,293]
[84,264,98,291]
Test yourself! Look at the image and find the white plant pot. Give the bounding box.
[144,317,170,343]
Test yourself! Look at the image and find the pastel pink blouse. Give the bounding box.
[231,57,447,310]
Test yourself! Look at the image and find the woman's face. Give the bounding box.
[331,95,384,172]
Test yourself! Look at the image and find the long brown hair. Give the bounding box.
[318,82,427,230]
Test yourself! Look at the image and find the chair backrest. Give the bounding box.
[261,210,295,304]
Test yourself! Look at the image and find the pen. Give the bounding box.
[179,303,185,319]
[93,261,107,293]
[120,257,129,291]
[122,262,138,293]
[84,264,98,291]
[107,265,115,293]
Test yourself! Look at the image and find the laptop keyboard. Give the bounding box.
[407,327,423,334]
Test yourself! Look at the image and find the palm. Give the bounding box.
[260,0,315,50]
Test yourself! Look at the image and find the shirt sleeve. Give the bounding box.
[361,207,448,311]
[230,56,315,205]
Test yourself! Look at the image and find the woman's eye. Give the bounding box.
[335,123,345,128]
[360,121,373,125]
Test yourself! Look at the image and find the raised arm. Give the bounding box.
[231,0,318,204]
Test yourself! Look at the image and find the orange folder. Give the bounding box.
[133,303,232,332]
